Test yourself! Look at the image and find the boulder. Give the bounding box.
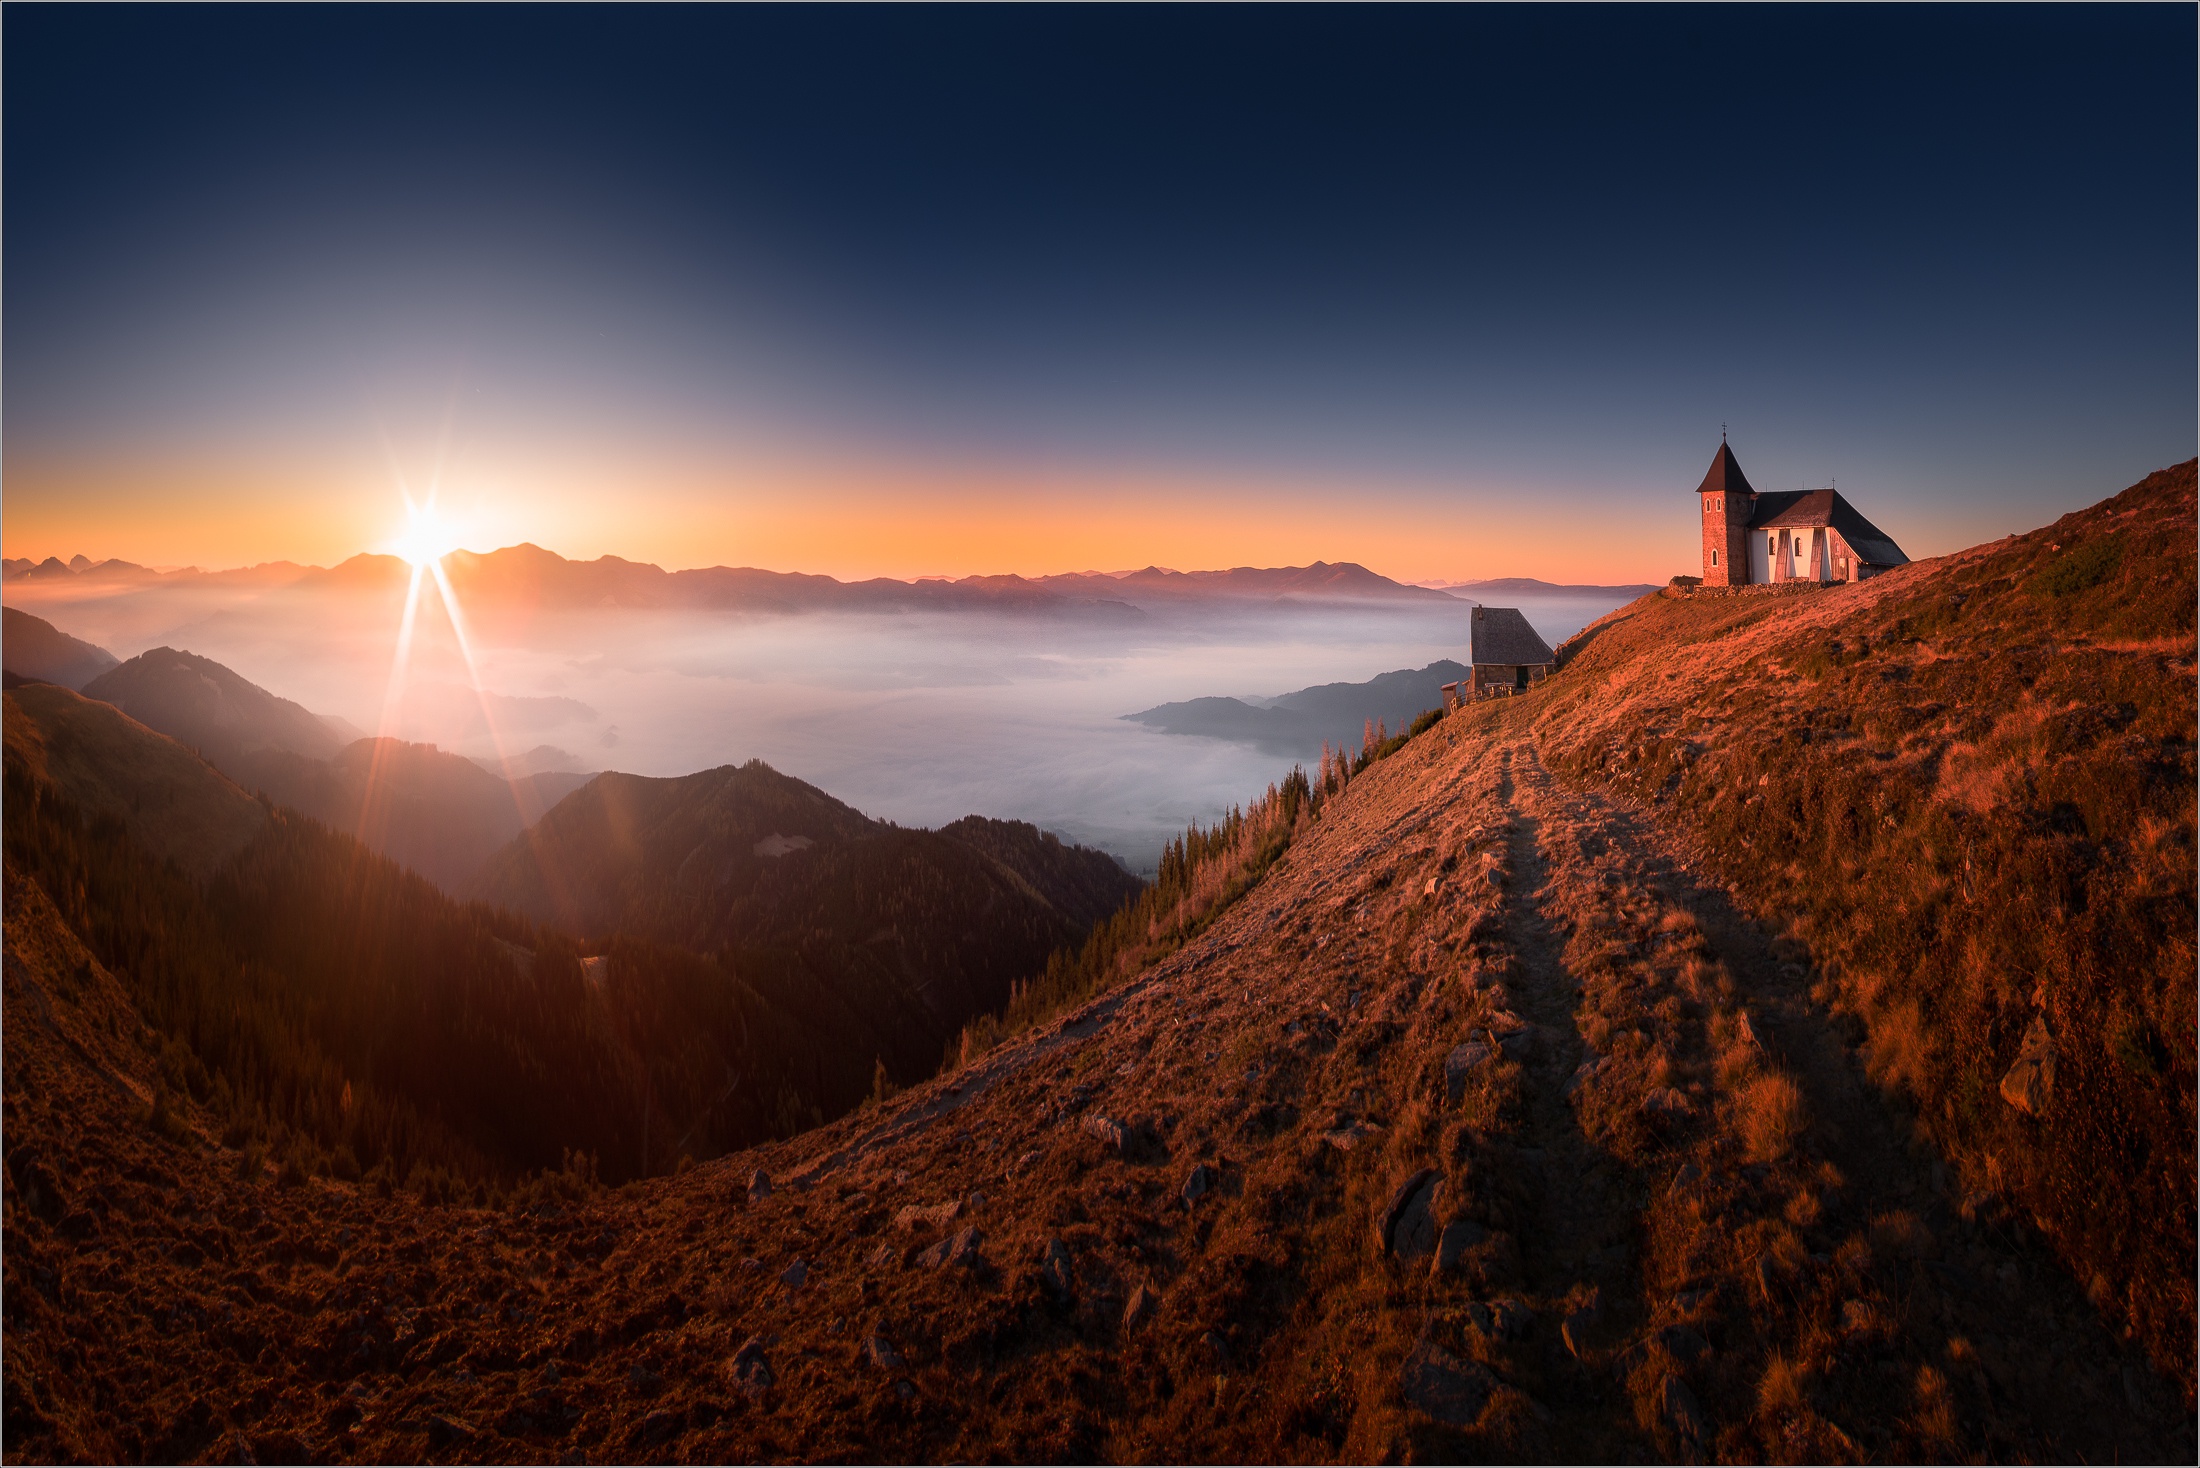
[1641,1087,1694,1121]
[1445,1043,1493,1103]
[730,1336,773,1393]
[747,1170,773,1204]
[1039,1238,1076,1301]
[894,1199,962,1232]
[1398,1338,1496,1427]
[1660,1372,1706,1447]
[1432,1219,1488,1275]
[425,1415,474,1448]
[1375,1169,1443,1261]
[1083,1114,1128,1152]
[779,1259,808,1290]
[1122,1282,1157,1329]
[918,1225,983,1270]
[862,1334,906,1372]
[1999,1014,2056,1116]
[1658,1324,1710,1365]
[1323,1120,1382,1151]
[1180,1163,1218,1209]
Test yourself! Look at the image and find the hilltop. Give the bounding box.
[2,464,2192,1463]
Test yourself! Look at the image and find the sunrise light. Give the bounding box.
[387,496,462,567]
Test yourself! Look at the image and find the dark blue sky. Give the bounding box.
[5,4,2193,577]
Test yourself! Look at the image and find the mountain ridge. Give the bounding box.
[0,606,121,689]
[12,545,1467,613]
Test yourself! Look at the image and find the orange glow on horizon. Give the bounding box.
[0,445,1705,586]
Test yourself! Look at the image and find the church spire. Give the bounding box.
[1695,439,1756,498]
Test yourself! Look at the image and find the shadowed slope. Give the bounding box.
[468,762,1141,1087]
[82,646,341,767]
[0,606,120,689]
[3,683,269,878]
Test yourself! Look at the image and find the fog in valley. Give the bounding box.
[5,568,1636,871]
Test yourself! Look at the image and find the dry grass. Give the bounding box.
[1739,1071,1810,1163]
[1535,459,2199,1389]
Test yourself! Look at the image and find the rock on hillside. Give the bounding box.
[0,607,120,690]
[468,762,1143,1087]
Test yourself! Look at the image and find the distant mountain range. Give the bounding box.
[1414,576,1663,598]
[1126,659,1474,757]
[7,545,1467,616]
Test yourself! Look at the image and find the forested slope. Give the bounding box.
[469,762,1140,1086]
[2,688,931,1188]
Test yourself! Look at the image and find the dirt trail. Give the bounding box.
[1489,734,2192,1463]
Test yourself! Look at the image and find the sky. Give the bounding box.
[5,4,2194,583]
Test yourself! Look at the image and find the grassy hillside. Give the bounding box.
[1531,459,2197,1385]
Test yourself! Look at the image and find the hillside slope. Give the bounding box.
[1533,458,2196,1385]
[75,648,583,892]
[0,687,969,1194]
[241,737,585,892]
[83,647,341,766]
[0,606,120,689]
[468,763,1139,1085]
[3,468,2190,1465]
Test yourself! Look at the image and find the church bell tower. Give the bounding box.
[1696,434,1756,587]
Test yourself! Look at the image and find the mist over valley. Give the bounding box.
[2,551,1644,870]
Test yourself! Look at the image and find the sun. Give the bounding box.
[388,499,461,567]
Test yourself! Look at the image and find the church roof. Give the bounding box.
[1745,489,1909,566]
[1469,606,1557,667]
[1695,441,1756,498]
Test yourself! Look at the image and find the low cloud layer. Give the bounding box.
[5,569,1636,872]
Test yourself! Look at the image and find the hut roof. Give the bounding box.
[1469,606,1557,667]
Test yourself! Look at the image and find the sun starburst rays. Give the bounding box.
[360,455,533,836]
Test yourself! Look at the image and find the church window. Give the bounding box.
[1711,550,1719,565]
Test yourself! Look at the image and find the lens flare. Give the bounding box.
[388,497,461,567]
